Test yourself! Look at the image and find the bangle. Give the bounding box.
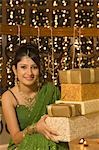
[22,123,37,138]
[22,128,28,138]
[27,123,37,135]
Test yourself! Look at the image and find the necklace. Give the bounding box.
[20,92,36,108]
[18,85,37,109]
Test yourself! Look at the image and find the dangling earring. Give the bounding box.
[15,75,18,86]
[37,78,40,90]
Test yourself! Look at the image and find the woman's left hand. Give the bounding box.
[35,114,59,143]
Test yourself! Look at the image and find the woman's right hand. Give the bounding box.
[35,114,59,143]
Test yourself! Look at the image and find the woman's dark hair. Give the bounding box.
[13,43,40,69]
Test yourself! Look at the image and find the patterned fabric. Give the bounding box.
[8,82,69,150]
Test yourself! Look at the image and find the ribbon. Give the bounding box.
[90,68,95,83]
[66,68,95,84]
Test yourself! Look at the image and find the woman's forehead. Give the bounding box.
[18,56,36,65]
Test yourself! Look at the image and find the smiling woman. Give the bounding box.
[1,43,69,150]
[12,51,39,108]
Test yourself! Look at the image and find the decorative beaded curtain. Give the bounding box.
[0,0,2,95]
[0,0,99,95]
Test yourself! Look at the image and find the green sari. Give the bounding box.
[8,82,69,150]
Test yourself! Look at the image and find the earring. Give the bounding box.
[15,75,18,86]
[37,78,40,90]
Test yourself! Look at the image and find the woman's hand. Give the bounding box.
[35,115,59,143]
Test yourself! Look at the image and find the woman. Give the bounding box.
[2,43,69,150]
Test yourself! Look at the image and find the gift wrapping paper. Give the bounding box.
[59,68,99,84]
[61,83,99,101]
[45,112,99,142]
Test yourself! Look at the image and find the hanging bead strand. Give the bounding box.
[50,26,55,83]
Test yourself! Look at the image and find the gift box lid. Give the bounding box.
[59,68,99,84]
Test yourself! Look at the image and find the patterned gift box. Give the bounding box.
[45,112,99,142]
[61,83,99,101]
[59,68,99,84]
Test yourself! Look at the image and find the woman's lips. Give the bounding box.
[25,77,34,80]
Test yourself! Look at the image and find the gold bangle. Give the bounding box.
[22,128,28,138]
[22,123,37,138]
[27,123,37,135]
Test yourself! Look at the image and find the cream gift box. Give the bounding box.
[61,83,99,101]
[55,99,99,115]
[59,68,99,84]
[45,112,99,142]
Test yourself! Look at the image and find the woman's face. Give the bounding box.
[14,56,39,87]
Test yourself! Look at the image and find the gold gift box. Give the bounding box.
[47,103,81,117]
[56,99,99,115]
[59,68,99,84]
[61,83,99,101]
[45,112,99,142]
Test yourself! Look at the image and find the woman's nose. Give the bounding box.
[27,68,33,75]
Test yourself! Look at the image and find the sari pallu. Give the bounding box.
[8,82,69,150]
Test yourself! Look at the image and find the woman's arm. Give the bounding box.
[2,91,59,144]
[2,91,23,144]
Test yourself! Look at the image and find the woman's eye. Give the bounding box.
[20,65,38,69]
[21,66,27,69]
[33,66,38,69]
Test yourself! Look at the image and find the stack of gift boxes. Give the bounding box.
[45,68,99,142]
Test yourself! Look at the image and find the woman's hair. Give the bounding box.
[13,43,40,69]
